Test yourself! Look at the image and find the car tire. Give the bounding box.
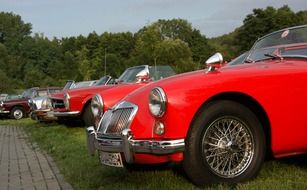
[82,103,94,127]
[11,107,25,120]
[183,100,265,186]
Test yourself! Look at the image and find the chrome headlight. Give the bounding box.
[91,94,104,118]
[41,98,52,109]
[148,87,167,117]
[64,93,70,109]
[0,101,3,107]
[41,98,47,109]
[28,99,33,105]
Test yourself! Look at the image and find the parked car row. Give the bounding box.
[86,25,307,186]
[2,25,307,186]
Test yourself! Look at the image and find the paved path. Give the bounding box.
[0,126,73,190]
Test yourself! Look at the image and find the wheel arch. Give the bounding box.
[191,92,272,157]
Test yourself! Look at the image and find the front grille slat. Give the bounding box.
[106,108,133,134]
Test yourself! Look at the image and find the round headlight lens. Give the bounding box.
[41,98,47,109]
[64,93,70,109]
[46,98,52,109]
[91,94,104,118]
[149,87,167,117]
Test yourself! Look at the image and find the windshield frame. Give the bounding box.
[246,24,307,63]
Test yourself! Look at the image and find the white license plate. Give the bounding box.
[99,152,123,167]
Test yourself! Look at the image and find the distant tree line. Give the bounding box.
[0,5,306,93]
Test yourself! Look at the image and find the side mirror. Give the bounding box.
[136,67,150,82]
[205,52,224,72]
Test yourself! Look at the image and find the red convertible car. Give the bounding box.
[89,25,307,186]
[49,65,175,126]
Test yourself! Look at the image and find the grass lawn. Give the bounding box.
[0,118,306,190]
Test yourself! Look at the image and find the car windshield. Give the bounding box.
[247,25,307,62]
[228,52,248,66]
[148,65,176,80]
[95,76,111,86]
[117,66,146,83]
[63,81,75,90]
[117,65,175,83]
[21,89,36,98]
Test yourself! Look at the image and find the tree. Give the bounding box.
[134,19,214,68]
[0,69,13,93]
[76,46,95,80]
[0,12,32,53]
[154,39,194,72]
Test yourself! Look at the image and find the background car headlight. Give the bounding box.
[64,93,70,109]
[41,98,47,109]
[91,94,104,118]
[44,98,52,109]
[0,101,3,107]
[149,87,167,117]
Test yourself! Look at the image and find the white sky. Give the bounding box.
[1,0,306,38]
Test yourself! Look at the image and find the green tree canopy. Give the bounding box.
[0,12,32,53]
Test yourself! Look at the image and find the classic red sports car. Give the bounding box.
[49,65,175,126]
[89,25,307,186]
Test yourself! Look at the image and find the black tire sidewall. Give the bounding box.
[82,103,94,127]
[184,100,265,186]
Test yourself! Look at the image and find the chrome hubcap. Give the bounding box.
[14,110,23,119]
[202,117,254,178]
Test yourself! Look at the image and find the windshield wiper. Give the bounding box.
[264,53,283,61]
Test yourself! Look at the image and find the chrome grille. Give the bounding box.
[106,108,133,134]
[98,101,138,136]
[51,99,65,109]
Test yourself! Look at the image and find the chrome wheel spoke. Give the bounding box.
[202,117,254,178]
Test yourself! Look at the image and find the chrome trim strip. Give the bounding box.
[0,110,10,113]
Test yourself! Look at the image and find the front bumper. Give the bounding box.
[31,109,58,121]
[0,109,10,114]
[87,127,185,163]
[51,110,80,117]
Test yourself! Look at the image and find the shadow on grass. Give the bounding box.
[279,154,307,169]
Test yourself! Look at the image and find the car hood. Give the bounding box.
[125,59,290,99]
[50,84,116,99]
[2,97,28,104]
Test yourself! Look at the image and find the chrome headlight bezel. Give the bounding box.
[148,87,167,117]
[0,101,3,107]
[91,94,104,118]
[64,93,70,110]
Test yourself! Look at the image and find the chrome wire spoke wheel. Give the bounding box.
[202,116,254,178]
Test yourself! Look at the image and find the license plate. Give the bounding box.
[99,152,123,167]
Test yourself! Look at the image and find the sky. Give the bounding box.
[1,0,306,39]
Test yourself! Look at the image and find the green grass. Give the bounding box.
[0,118,306,190]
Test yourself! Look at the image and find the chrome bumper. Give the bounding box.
[0,109,9,114]
[51,111,80,117]
[86,126,185,163]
